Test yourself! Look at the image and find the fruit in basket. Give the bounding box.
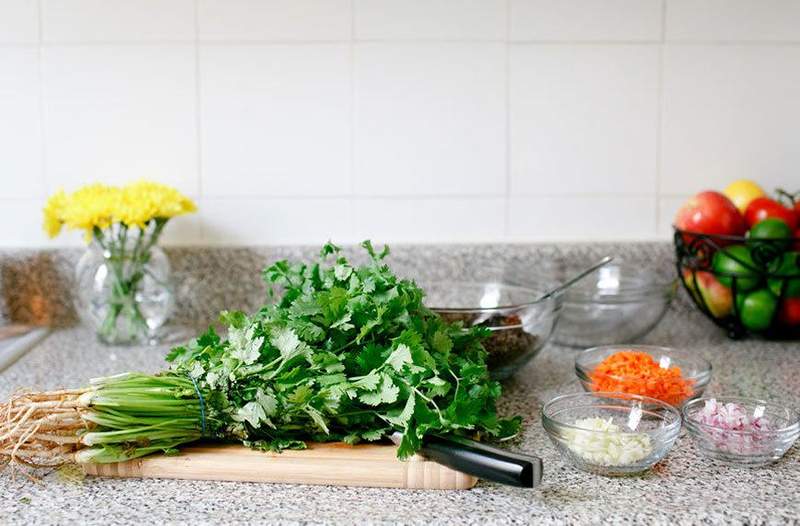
[778,298,800,326]
[712,245,761,291]
[674,191,746,237]
[675,182,800,336]
[682,269,732,318]
[736,288,779,331]
[723,180,766,214]
[744,197,798,231]
[768,252,800,298]
[747,217,794,254]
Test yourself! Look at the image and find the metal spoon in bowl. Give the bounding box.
[535,255,614,303]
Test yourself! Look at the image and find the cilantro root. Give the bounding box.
[0,241,521,469]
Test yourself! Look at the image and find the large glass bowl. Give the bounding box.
[542,392,681,476]
[422,280,561,380]
[543,261,677,347]
[683,396,800,467]
[575,345,712,407]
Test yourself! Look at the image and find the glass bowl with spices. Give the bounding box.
[575,345,712,407]
[423,279,561,380]
[683,396,800,467]
[542,392,681,476]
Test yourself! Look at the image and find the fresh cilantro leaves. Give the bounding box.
[167,241,520,459]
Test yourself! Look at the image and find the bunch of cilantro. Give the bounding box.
[165,241,520,459]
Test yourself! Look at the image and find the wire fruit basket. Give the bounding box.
[674,228,800,339]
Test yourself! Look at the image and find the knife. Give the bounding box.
[0,324,50,373]
[390,432,542,488]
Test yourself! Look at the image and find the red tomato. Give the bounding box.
[744,197,798,231]
[674,191,746,238]
[796,200,800,229]
[778,298,800,327]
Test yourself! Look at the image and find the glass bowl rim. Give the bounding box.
[682,396,800,437]
[562,285,677,304]
[423,279,557,313]
[563,273,678,304]
[575,345,713,383]
[535,260,679,303]
[541,391,683,436]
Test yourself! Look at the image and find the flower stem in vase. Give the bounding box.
[47,181,194,346]
[93,221,165,344]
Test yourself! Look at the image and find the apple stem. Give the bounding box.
[775,188,798,207]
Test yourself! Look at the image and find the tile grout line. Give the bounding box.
[655,0,667,237]
[349,0,357,238]
[2,41,799,51]
[7,38,800,48]
[184,193,660,201]
[503,0,512,239]
[193,0,205,243]
[36,0,47,198]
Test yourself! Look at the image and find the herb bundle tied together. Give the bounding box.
[1,241,520,468]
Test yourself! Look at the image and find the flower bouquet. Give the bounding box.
[43,181,196,344]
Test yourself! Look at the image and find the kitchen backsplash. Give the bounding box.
[1,0,798,246]
[0,241,692,327]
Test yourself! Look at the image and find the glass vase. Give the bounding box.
[75,241,174,345]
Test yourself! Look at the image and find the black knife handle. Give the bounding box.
[420,435,543,488]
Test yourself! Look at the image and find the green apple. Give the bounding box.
[768,252,800,298]
[712,245,761,291]
[736,288,778,332]
[747,218,793,264]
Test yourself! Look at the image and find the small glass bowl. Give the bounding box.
[423,279,561,380]
[542,392,681,476]
[575,345,712,407]
[683,397,800,467]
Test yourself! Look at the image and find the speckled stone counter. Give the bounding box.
[1,243,799,525]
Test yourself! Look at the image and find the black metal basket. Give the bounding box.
[674,228,800,339]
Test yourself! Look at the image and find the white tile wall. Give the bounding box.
[661,45,800,195]
[510,44,659,196]
[0,0,39,43]
[0,0,799,247]
[658,195,690,238]
[200,44,351,197]
[0,199,51,247]
[510,0,663,42]
[0,46,43,199]
[508,196,658,241]
[42,45,198,194]
[666,0,800,42]
[198,0,351,41]
[353,197,506,243]
[42,0,196,42]
[201,198,353,245]
[354,43,506,196]
[354,0,506,41]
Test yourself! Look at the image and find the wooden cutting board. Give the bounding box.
[80,442,478,490]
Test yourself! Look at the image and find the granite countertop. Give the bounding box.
[1,243,799,525]
[2,311,799,526]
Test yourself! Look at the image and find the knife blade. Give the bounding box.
[0,324,50,373]
[390,432,542,488]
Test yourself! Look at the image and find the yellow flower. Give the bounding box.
[42,180,196,241]
[60,184,119,236]
[118,180,196,227]
[43,190,68,238]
